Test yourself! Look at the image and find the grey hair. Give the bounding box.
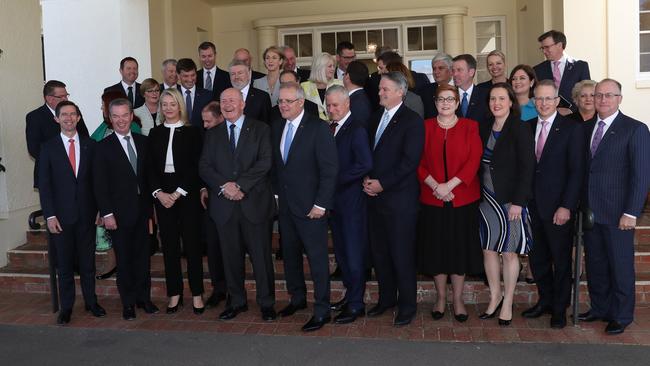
[381,71,408,95]
[431,52,453,69]
[571,79,597,103]
[309,53,335,84]
[279,82,305,99]
[534,79,559,96]
[325,85,349,101]
[161,58,177,70]
[228,58,250,71]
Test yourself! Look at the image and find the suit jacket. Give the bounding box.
[251,70,266,81]
[93,132,152,227]
[271,113,338,216]
[104,82,144,109]
[333,116,373,213]
[244,87,272,124]
[199,117,275,226]
[177,86,213,130]
[133,104,162,136]
[349,89,373,128]
[534,59,590,110]
[296,67,311,83]
[526,114,585,220]
[457,85,489,125]
[583,112,650,225]
[26,104,89,187]
[368,104,424,214]
[38,134,96,226]
[197,67,232,101]
[421,82,439,119]
[147,124,204,195]
[269,99,319,125]
[479,115,535,206]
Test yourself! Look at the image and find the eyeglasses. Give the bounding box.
[49,93,70,99]
[278,98,300,105]
[435,97,457,104]
[594,93,621,100]
[145,89,160,94]
[533,96,559,104]
[539,42,558,51]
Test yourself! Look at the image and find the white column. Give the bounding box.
[255,26,277,72]
[443,14,464,56]
[41,0,152,133]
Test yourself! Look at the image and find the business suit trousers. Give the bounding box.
[529,211,574,314]
[279,212,331,317]
[584,223,636,325]
[329,210,368,311]
[368,209,418,316]
[49,222,97,312]
[111,215,151,307]
[204,211,226,295]
[217,205,275,308]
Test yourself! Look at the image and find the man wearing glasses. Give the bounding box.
[533,30,590,115]
[26,80,89,188]
[335,41,356,80]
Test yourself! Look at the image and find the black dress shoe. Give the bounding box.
[334,307,365,324]
[330,298,347,311]
[166,296,183,314]
[498,317,512,326]
[219,304,248,320]
[605,321,627,335]
[57,310,71,325]
[479,298,504,320]
[193,306,206,315]
[329,267,342,280]
[521,303,552,318]
[85,303,107,318]
[136,301,160,314]
[278,302,307,317]
[261,307,277,321]
[95,266,117,280]
[550,313,567,329]
[454,313,469,322]
[302,315,331,332]
[205,292,227,309]
[577,310,602,322]
[394,312,416,326]
[122,306,136,321]
[367,303,395,317]
[431,311,445,320]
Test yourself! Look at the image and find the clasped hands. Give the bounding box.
[157,191,181,208]
[222,182,244,201]
[363,176,383,196]
[432,182,455,202]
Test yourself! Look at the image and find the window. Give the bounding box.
[641,0,650,72]
[474,17,505,83]
[320,28,399,55]
[283,33,313,58]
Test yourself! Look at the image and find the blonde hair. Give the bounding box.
[309,53,335,84]
[159,88,189,125]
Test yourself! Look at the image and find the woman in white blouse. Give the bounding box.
[253,46,285,107]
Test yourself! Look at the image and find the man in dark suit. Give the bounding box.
[452,54,489,125]
[343,60,373,128]
[94,98,158,321]
[521,80,585,329]
[423,52,453,118]
[364,72,424,326]
[579,79,650,335]
[282,46,311,82]
[533,30,590,114]
[38,101,105,325]
[325,86,372,324]
[103,57,144,109]
[233,48,266,81]
[229,59,271,124]
[176,58,213,130]
[26,80,90,188]
[199,88,276,321]
[334,41,356,80]
[271,82,338,331]
[160,59,179,91]
[196,41,232,101]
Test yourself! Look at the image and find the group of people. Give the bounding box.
[26,30,649,335]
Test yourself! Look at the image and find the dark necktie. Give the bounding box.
[123,135,137,173]
[329,122,338,135]
[590,120,606,157]
[229,123,236,153]
[127,86,134,106]
[205,71,213,91]
[461,91,469,117]
[185,90,193,121]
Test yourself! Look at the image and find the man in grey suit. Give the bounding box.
[199,88,276,322]
[579,78,650,335]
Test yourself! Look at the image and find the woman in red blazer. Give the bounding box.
[417,83,483,322]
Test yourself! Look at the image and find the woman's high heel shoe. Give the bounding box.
[95,266,116,280]
[479,297,504,320]
[498,317,512,326]
[193,296,205,315]
[166,296,183,314]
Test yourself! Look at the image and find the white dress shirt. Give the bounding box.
[121,80,137,96]
[534,111,558,145]
[333,111,351,136]
[204,66,217,88]
[60,132,80,176]
[458,84,474,103]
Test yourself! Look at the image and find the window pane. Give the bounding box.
[299,34,312,57]
[336,31,351,45]
[641,33,650,52]
[641,0,650,11]
[641,53,650,72]
[383,28,399,50]
[321,32,335,54]
[284,35,298,52]
[368,29,382,48]
[476,21,500,37]
[407,27,422,51]
[352,31,366,51]
[422,26,438,50]
[476,36,498,54]
[641,13,650,31]
[410,59,433,82]
[477,70,491,84]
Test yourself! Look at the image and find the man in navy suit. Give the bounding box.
[103,57,144,109]
[343,60,373,128]
[38,101,105,325]
[94,98,158,321]
[521,80,585,328]
[26,80,89,188]
[228,59,272,124]
[578,79,650,334]
[176,58,213,130]
[533,30,590,114]
[452,54,489,125]
[364,72,424,326]
[271,82,338,332]
[325,86,372,324]
[196,41,232,101]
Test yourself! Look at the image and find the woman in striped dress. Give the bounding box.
[478,83,535,326]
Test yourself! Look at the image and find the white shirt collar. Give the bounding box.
[333,111,351,136]
[384,102,403,117]
[458,83,474,96]
[287,110,305,126]
[181,85,196,95]
[204,66,216,75]
[538,111,558,125]
[121,80,136,92]
[164,121,184,128]
[348,88,362,96]
[60,132,79,143]
[597,110,620,126]
[47,105,56,116]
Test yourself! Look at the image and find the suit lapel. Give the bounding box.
[55,137,76,179]
[77,137,90,179]
[374,106,402,152]
[538,117,563,163]
[234,119,250,157]
[593,113,622,158]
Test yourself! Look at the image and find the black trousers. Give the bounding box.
[279,212,330,317]
[217,205,275,308]
[111,214,151,307]
[204,211,226,295]
[529,211,574,314]
[49,221,97,311]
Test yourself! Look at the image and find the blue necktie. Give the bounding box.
[229,123,236,153]
[185,90,193,121]
[283,122,294,163]
[374,110,391,149]
[461,91,469,117]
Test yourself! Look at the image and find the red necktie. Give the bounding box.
[68,138,76,176]
[329,122,338,135]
